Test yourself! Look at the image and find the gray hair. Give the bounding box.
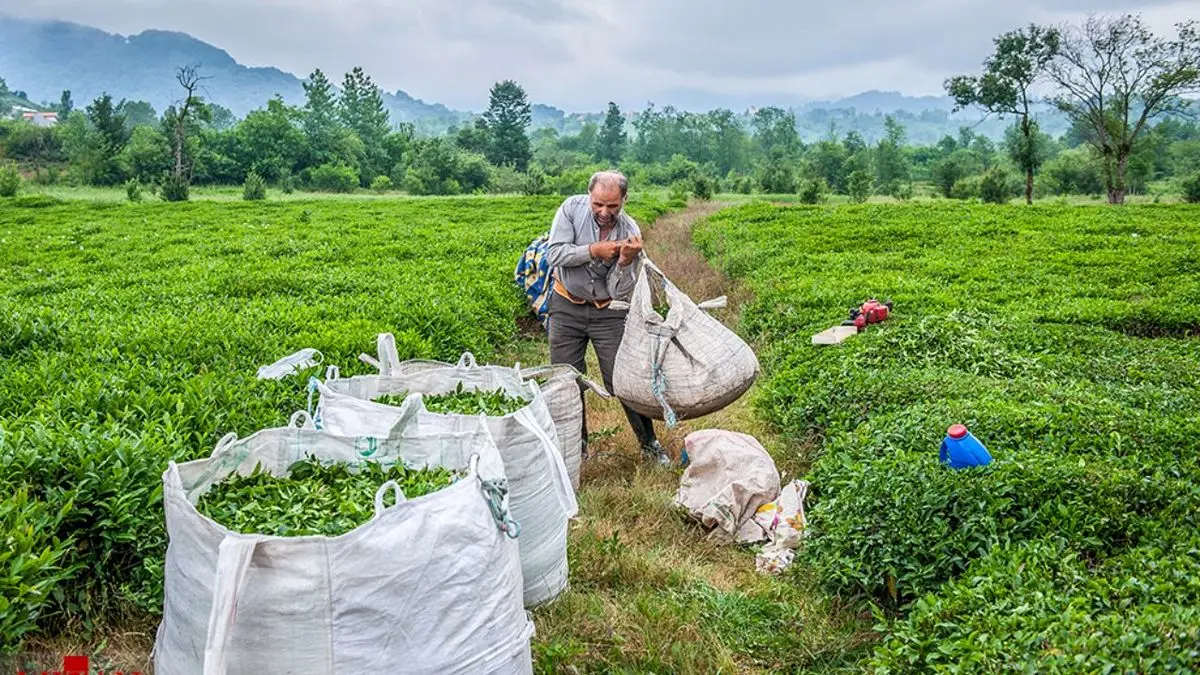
[588,170,628,198]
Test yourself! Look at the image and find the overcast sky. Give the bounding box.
[3,0,1198,110]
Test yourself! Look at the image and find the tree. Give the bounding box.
[1003,120,1052,196]
[85,93,129,184]
[208,104,237,131]
[164,65,211,199]
[597,102,627,165]
[116,100,159,130]
[339,67,391,183]
[946,24,1060,204]
[236,97,306,180]
[874,116,911,196]
[302,68,340,163]
[752,106,802,161]
[1047,14,1200,204]
[482,80,533,171]
[58,90,74,118]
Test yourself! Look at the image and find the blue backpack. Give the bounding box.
[514,232,554,330]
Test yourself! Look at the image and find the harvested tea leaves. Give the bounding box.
[423,381,527,416]
[196,457,458,537]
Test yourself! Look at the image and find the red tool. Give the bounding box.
[843,298,893,330]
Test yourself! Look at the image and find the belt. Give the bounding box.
[553,278,611,309]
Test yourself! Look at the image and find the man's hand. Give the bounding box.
[619,236,643,266]
[589,240,622,261]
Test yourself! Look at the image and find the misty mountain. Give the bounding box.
[0,14,1069,142]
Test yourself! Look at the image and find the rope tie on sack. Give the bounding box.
[479,477,521,539]
[648,272,679,428]
[650,333,679,428]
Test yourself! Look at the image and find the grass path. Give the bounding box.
[509,200,877,674]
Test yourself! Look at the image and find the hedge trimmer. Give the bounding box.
[811,298,895,345]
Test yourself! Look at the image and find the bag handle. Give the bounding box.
[203,535,261,675]
[373,480,407,517]
[457,352,478,368]
[519,364,612,399]
[513,407,579,519]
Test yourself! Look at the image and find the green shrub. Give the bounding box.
[950,175,981,200]
[0,424,173,626]
[0,489,73,650]
[798,177,825,204]
[1181,172,1200,203]
[159,173,189,202]
[668,181,690,208]
[871,533,1200,672]
[691,174,714,201]
[0,160,22,197]
[847,170,871,203]
[309,162,358,193]
[980,167,1012,204]
[243,170,267,201]
[278,168,296,194]
[370,175,393,193]
[125,178,142,202]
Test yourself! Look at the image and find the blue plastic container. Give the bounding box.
[939,424,992,468]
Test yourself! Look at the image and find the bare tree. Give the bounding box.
[1047,14,1200,204]
[166,65,211,184]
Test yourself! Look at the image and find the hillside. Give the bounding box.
[0,15,466,129]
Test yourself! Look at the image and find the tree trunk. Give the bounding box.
[1025,167,1034,205]
[1108,152,1129,205]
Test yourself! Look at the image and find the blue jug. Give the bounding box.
[939,424,992,468]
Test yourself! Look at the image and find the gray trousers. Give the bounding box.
[547,292,658,449]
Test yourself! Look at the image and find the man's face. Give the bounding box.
[589,184,624,227]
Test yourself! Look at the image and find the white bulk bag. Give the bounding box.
[357,333,609,490]
[154,405,533,675]
[517,363,610,491]
[613,258,759,425]
[311,354,577,608]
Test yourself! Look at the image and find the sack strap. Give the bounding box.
[514,407,579,518]
[520,364,612,399]
[204,535,261,675]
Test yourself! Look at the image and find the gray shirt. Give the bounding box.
[546,194,643,303]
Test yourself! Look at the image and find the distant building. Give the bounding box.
[21,110,59,127]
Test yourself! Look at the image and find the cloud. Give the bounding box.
[2,0,1197,110]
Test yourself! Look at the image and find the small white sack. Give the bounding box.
[154,404,533,675]
[674,429,781,544]
[613,258,759,425]
[256,347,322,380]
[311,352,578,608]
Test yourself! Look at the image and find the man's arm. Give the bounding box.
[546,200,592,268]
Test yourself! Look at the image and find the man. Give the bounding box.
[546,170,670,465]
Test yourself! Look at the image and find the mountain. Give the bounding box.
[0,15,465,129]
[1,15,1071,142]
[804,90,957,113]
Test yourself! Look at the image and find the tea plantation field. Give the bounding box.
[0,193,670,648]
[695,202,1200,671]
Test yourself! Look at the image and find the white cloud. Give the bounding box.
[2,0,1197,110]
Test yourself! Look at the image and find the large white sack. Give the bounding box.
[516,363,610,491]
[673,429,781,544]
[612,258,759,425]
[311,354,578,607]
[154,404,533,675]
[357,334,606,491]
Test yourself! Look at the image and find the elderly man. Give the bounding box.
[546,170,670,465]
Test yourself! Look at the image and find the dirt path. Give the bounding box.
[518,200,876,673]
